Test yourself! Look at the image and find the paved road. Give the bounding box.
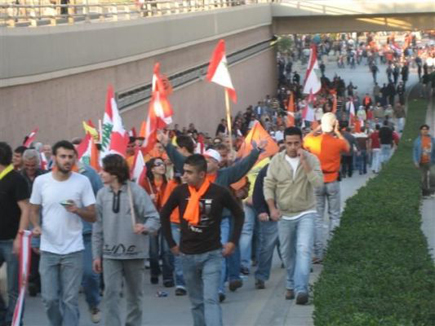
[22,59,422,326]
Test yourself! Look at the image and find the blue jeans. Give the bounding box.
[315,181,341,259]
[82,234,101,309]
[278,214,315,294]
[149,230,174,282]
[381,144,392,164]
[219,217,241,294]
[357,150,368,174]
[255,220,278,282]
[181,249,223,326]
[0,240,19,325]
[239,204,256,271]
[39,250,83,326]
[171,223,186,288]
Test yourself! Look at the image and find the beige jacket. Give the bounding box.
[264,151,323,217]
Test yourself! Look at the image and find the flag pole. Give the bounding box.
[224,90,234,154]
[98,119,103,144]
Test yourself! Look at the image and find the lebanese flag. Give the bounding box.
[302,92,315,122]
[142,63,174,152]
[77,134,100,171]
[237,121,279,164]
[286,91,295,127]
[303,44,322,95]
[101,86,129,158]
[23,128,38,148]
[206,39,237,103]
[131,149,146,184]
[100,86,115,158]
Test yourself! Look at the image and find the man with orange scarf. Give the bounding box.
[160,154,244,326]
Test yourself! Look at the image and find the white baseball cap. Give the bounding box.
[321,112,337,133]
[204,149,222,163]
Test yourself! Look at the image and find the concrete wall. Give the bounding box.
[0,26,276,146]
[273,13,435,34]
[0,4,272,86]
[271,0,435,17]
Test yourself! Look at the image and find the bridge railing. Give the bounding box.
[0,0,271,28]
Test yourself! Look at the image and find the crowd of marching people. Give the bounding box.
[0,32,434,326]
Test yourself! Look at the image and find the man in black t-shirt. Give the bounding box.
[0,142,30,326]
[379,121,394,164]
[160,154,244,326]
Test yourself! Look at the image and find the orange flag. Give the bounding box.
[237,121,279,163]
[139,121,146,138]
[354,118,361,133]
[287,91,295,127]
[332,94,337,114]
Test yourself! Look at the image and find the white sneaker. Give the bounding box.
[90,307,101,324]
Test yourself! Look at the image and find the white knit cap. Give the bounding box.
[321,112,337,133]
[204,149,222,163]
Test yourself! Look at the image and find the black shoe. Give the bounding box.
[296,292,309,305]
[175,287,187,296]
[255,279,265,290]
[240,266,250,276]
[163,280,175,288]
[285,289,295,300]
[28,283,38,297]
[229,279,243,292]
[219,293,226,303]
[150,276,159,284]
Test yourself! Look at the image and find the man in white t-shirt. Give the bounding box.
[29,140,96,326]
[263,127,323,305]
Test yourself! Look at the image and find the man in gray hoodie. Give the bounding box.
[92,154,160,326]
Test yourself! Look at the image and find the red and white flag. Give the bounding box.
[23,128,39,148]
[142,63,174,152]
[206,39,237,103]
[12,230,32,326]
[101,86,129,158]
[131,149,147,184]
[347,100,356,123]
[303,44,322,95]
[77,134,100,171]
[40,152,48,170]
[302,92,315,122]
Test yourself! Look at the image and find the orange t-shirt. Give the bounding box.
[304,133,349,183]
[421,136,432,164]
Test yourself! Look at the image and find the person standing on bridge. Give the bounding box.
[264,127,323,304]
[160,154,244,326]
[92,154,160,326]
[413,124,435,198]
[304,113,350,263]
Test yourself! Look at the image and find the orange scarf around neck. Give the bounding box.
[184,179,211,226]
[206,173,217,183]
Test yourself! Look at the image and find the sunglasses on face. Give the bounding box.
[154,161,164,167]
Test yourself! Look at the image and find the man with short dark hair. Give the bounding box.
[0,142,30,326]
[413,124,435,197]
[264,127,323,304]
[160,154,244,326]
[29,140,96,326]
[12,145,27,171]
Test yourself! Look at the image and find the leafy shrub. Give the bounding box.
[313,97,435,326]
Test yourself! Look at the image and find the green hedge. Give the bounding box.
[313,96,435,326]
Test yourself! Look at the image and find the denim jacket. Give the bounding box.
[413,135,435,165]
